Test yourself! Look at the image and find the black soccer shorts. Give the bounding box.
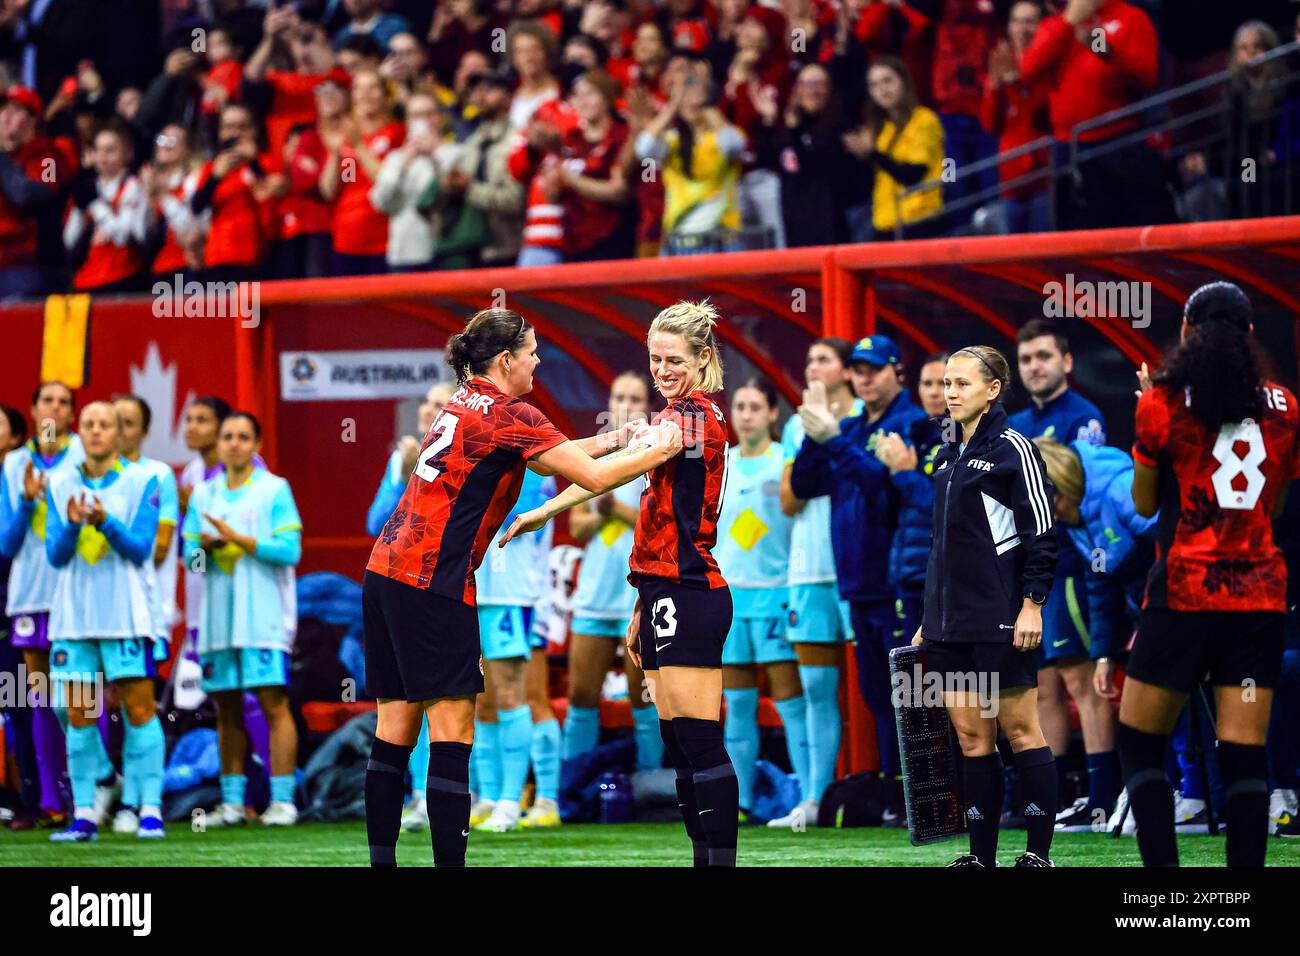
[362,570,484,701]
[635,578,733,670]
[1126,608,1284,694]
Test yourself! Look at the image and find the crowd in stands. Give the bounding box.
[1,0,1299,300]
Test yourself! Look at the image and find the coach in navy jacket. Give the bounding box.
[791,334,927,782]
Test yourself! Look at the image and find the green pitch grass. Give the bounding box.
[3,822,1299,866]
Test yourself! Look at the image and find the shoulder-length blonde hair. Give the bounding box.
[648,299,725,393]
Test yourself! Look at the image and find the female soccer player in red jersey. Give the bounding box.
[503,300,738,866]
[361,308,681,867]
[1120,282,1300,868]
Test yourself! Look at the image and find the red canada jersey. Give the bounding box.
[1133,381,1300,612]
[629,391,730,589]
[366,379,566,604]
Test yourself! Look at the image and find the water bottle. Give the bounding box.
[598,772,632,823]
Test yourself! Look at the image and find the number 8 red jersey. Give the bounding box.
[1133,381,1300,612]
[366,379,566,604]
[629,390,730,589]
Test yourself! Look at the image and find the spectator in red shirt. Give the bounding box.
[199,25,244,119]
[618,19,672,95]
[510,68,632,266]
[63,121,147,292]
[190,103,275,282]
[980,0,1053,232]
[140,123,204,280]
[1019,0,1175,230]
[722,4,796,248]
[929,0,1002,220]
[319,67,405,276]
[275,72,351,280]
[244,5,337,166]
[0,86,72,300]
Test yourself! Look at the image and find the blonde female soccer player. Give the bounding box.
[46,402,164,841]
[503,301,737,866]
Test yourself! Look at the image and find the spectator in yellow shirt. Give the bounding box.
[843,56,946,240]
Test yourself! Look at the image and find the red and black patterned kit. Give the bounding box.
[363,379,566,701]
[631,389,734,670]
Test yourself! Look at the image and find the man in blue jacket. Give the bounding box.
[1009,319,1117,828]
[792,334,927,788]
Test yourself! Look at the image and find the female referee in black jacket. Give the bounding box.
[911,346,1060,868]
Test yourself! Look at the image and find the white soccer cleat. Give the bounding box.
[469,798,497,827]
[94,775,122,828]
[474,800,521,833]
[766,800,819,829]
[400,797,429,832]
[111,808,140,834]
[1172,791,1208,833]
[1107,787,1137,836]
[204,803,247,828]
[519,797,561,829]
[1270,788,1298,834]
[260,801,299,827]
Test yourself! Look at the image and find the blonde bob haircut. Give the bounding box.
[1032,435,1085,505]
[647,299,725,394]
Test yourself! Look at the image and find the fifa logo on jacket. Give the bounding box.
[966,458,994,472]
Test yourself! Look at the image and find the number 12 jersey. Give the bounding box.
[366,379,566,604]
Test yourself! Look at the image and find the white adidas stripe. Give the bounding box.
[1002,429,1052,535]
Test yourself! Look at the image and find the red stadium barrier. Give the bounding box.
[5,216,1298,775]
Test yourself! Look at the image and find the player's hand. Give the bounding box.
[653,419,683,459]
[1093,658,1118,698]
[498,507,548,547]
[911,626,923,647]
[84,495,106,528]
[200,531,224,551]
[1134,361,1152,399]
[798,403,841,444]
[202,513,237,542]
[22,461,47,501]
[397,434,421,478]
[875,432,917,472]
[1013,601,1042,651]
[594,493,614,517]
[67,493,87,525]
[625,607,642,670]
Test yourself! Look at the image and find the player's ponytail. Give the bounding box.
[447,308,532,385]
[648,299,725,393]
[1154,283,1265,432]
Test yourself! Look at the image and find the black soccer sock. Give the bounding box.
[1013,746,1058,859]
[1217,741,1269,867]
[426,741,473,868]
[365,736,413,867]
[1117,722,1178,867]
[672,716,739,867]
[962,752,1004,867]
[661,719,708,866]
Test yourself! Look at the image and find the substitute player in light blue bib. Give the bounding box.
[716,379,801,821]
[45,402,163,842]
[471,467,551,833]
[772,338,862,827]
[564,372,662,775]
[183,412,301,829]
[0,382,85,821]
[112,395,181,835]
